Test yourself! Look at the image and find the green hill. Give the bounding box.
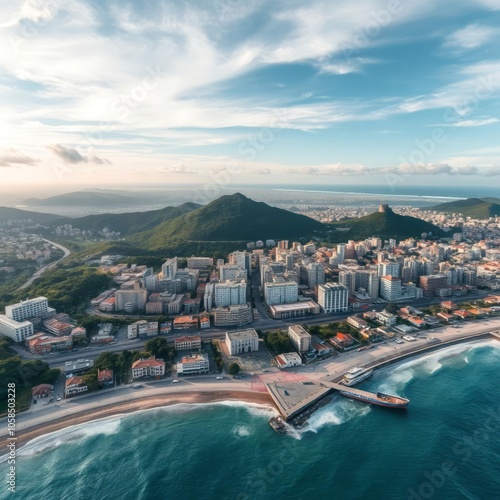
[431,198,500,218]
[0,206,61,224]
[53,202,200,236]
[128,193,325,251]
[328,205,442,240]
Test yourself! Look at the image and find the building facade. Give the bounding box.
[317,283,349,313]
[225,329,259,355]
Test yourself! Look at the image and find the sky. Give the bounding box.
[1,0,500,194]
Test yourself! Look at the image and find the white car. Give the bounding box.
[216,376,223,380]
[172,379,180,383]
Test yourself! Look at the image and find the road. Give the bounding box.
[3,318,499,447]
[16,239,71,291]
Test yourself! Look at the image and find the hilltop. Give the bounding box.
[328,204,442,240]
[431,197,500,218]
[128,193,325,251]
[52,202,201,236]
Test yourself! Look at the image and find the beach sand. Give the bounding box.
[0,391,274,455]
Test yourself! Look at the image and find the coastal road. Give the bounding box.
[3,318,500,447]
[16,239,71,291]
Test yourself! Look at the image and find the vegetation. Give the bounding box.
[128,193,325,252]
[144,337,175,364]
[325,206,444,242]
[308,322,363,342]
[52,202,200,236]
[0,344,60,414]
[0,266,112,315]
[431,197,500,219]
[212,341,224,371]
[264,330,294,355]
[228,362,241,375]
[91,350,134,385]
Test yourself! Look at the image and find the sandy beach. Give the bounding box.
[0,390,273,455]
[1,318,500,456]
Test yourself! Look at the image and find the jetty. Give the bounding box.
[265,379,404,422]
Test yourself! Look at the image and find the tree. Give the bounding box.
[265,331,294,355]
[145,337,168,357]
[83,371,98,391]
[228,362,240,375]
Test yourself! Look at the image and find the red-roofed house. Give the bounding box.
[329,332,357,350]
[65,376,88,397]
[453,309,471,320]
[132,356,165,379]
[32,384,53,400]
[98,369,114,388]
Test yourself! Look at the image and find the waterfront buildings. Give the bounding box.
[176,353,209,375]
[276,352,303,369]
[131,356,166,379]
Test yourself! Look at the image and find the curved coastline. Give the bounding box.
[0,390,273,456]
[2,326,499,456]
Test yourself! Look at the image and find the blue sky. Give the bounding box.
[1,0,500,191]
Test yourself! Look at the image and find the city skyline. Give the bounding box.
[1,1,500,190]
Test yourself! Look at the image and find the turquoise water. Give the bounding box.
[3,341,500,500]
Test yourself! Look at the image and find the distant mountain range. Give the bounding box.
[0,206,61,224]
[431,197,500,218]
[328,205,443,240]
[1,194,446,256]
[24,191,139,207]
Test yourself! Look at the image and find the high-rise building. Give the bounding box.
[317,283,349,313]
[339,270,356,296]
[214,280,247,307]
[219,264,244,281]
[161,257,178,279]
[378,261,400,278]
[0,315,34,342]
[6,297,50,322]
[419,274,448,297]
[306,262,325,289]
[336,244,345,264]
[264,280,298,305]
[380,276,402,301]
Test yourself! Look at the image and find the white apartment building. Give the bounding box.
[174,335,202,351]
[5,297,50,321]
[317,283,349,313]
[264,280,298,305]
[219,264,245,281]
[213,304,252,327]
[380,276,403,301]
[187,257,213,269]
[214,280,247,307]
[176,354,209,375]
[114,288,148,313]
[0,315,34,342]
[225,329,259,355]
[287,325,311,353]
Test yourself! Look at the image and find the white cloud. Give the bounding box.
[46,144,111,165]
[0,147,39,167]
[443,24,499,50]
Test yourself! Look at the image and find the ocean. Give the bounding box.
[3,341,500,500]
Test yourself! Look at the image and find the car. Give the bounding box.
[85,347,91,350]
[56,397,61,401]
[172,379,180,383]
[216,376,223,380]
[233,376,239,379]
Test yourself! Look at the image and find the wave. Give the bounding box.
[370,340,500,394]
[286,398,371,440]
[16,416,124,458]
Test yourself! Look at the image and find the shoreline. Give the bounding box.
[0,391,273,456]
[2,327,499,456]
